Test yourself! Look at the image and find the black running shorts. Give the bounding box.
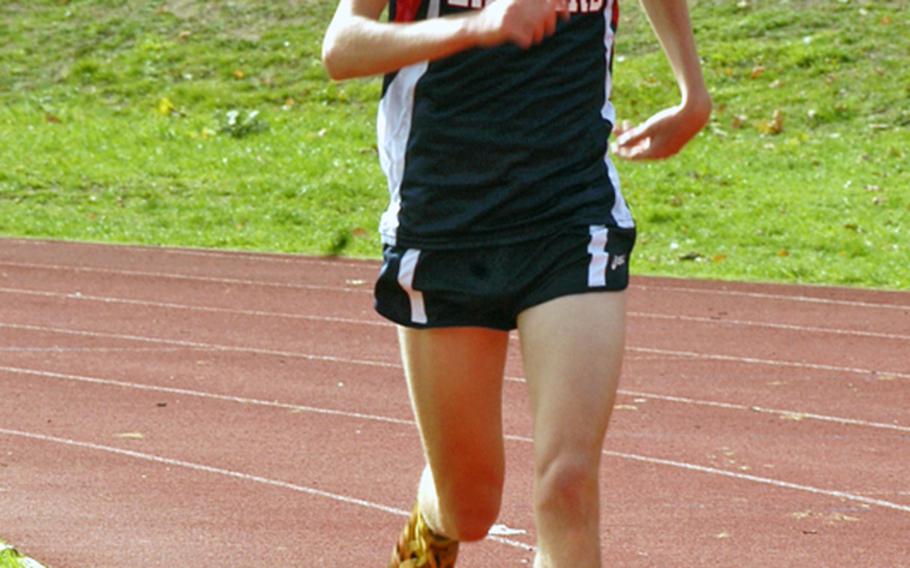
[374,225,636,331]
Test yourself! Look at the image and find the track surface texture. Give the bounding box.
[1,238,908,567]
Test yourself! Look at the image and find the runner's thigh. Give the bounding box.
[398,326,510,498]
[517,292,626,464]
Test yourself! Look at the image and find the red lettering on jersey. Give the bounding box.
[448,0,488,7]
[395,0,423,22]
[567,0,606,12]
[447,0,606,13]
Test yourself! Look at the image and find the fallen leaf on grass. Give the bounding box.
[758,110,785,135]
[157,97,176,116]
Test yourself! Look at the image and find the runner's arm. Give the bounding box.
[613,0,711,160]
[322,0,569,80]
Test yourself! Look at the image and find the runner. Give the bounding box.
[322,1,711,565]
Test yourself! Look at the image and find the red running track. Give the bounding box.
[0,238,908,567]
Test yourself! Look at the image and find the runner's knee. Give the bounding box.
[436,473,503,541]
[534,453,599,519]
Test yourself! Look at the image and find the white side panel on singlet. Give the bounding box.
[601,0,617,126]
[602,0,634,229]
[376,0,441,246]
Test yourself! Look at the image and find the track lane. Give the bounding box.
[2,238,909,566]
[3,370,908,567]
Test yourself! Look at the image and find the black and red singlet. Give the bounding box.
[378,0,634,249]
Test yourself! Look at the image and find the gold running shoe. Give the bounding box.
[389,504,459,568]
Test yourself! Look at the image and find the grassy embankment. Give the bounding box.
[0,0,907,289]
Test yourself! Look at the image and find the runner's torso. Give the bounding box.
[378,0,634,248]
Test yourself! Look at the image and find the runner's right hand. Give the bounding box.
[469,0,570,49]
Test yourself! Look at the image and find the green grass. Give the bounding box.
[1,0,908,289]
[0,541,43,568]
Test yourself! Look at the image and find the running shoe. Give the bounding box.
[388,504,459,568]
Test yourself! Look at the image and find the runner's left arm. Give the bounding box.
[613,0,711,161]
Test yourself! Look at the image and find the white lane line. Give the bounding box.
[158,247,374,271]
[0,428,537,553]
[615,389,910,433]
[5,363,905,440]
[0,287,390,328]
[2,375,907,517]
[548,430,910,515]
[628,346,910,380]
[0,322,401,369]
[0,238,373,271]
[3,319,909,385]
[6,239,909,311]
[0,347,190,353]
[629,311,910,342]
[4,259,908,311]
[636,284,910,311]
[598,446,910,515]
[5,317,910,435]
[0,433,383,508]
[5,363,906,439]
[4,320,908,381]
[4,287,907,341]
[0,261,369,294]
[0,365,415,426]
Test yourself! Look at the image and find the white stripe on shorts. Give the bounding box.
[397,249,428,324]
[587,225,609,287]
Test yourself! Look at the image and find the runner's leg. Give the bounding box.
[398,325,510,541]
[517,292,627,567]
